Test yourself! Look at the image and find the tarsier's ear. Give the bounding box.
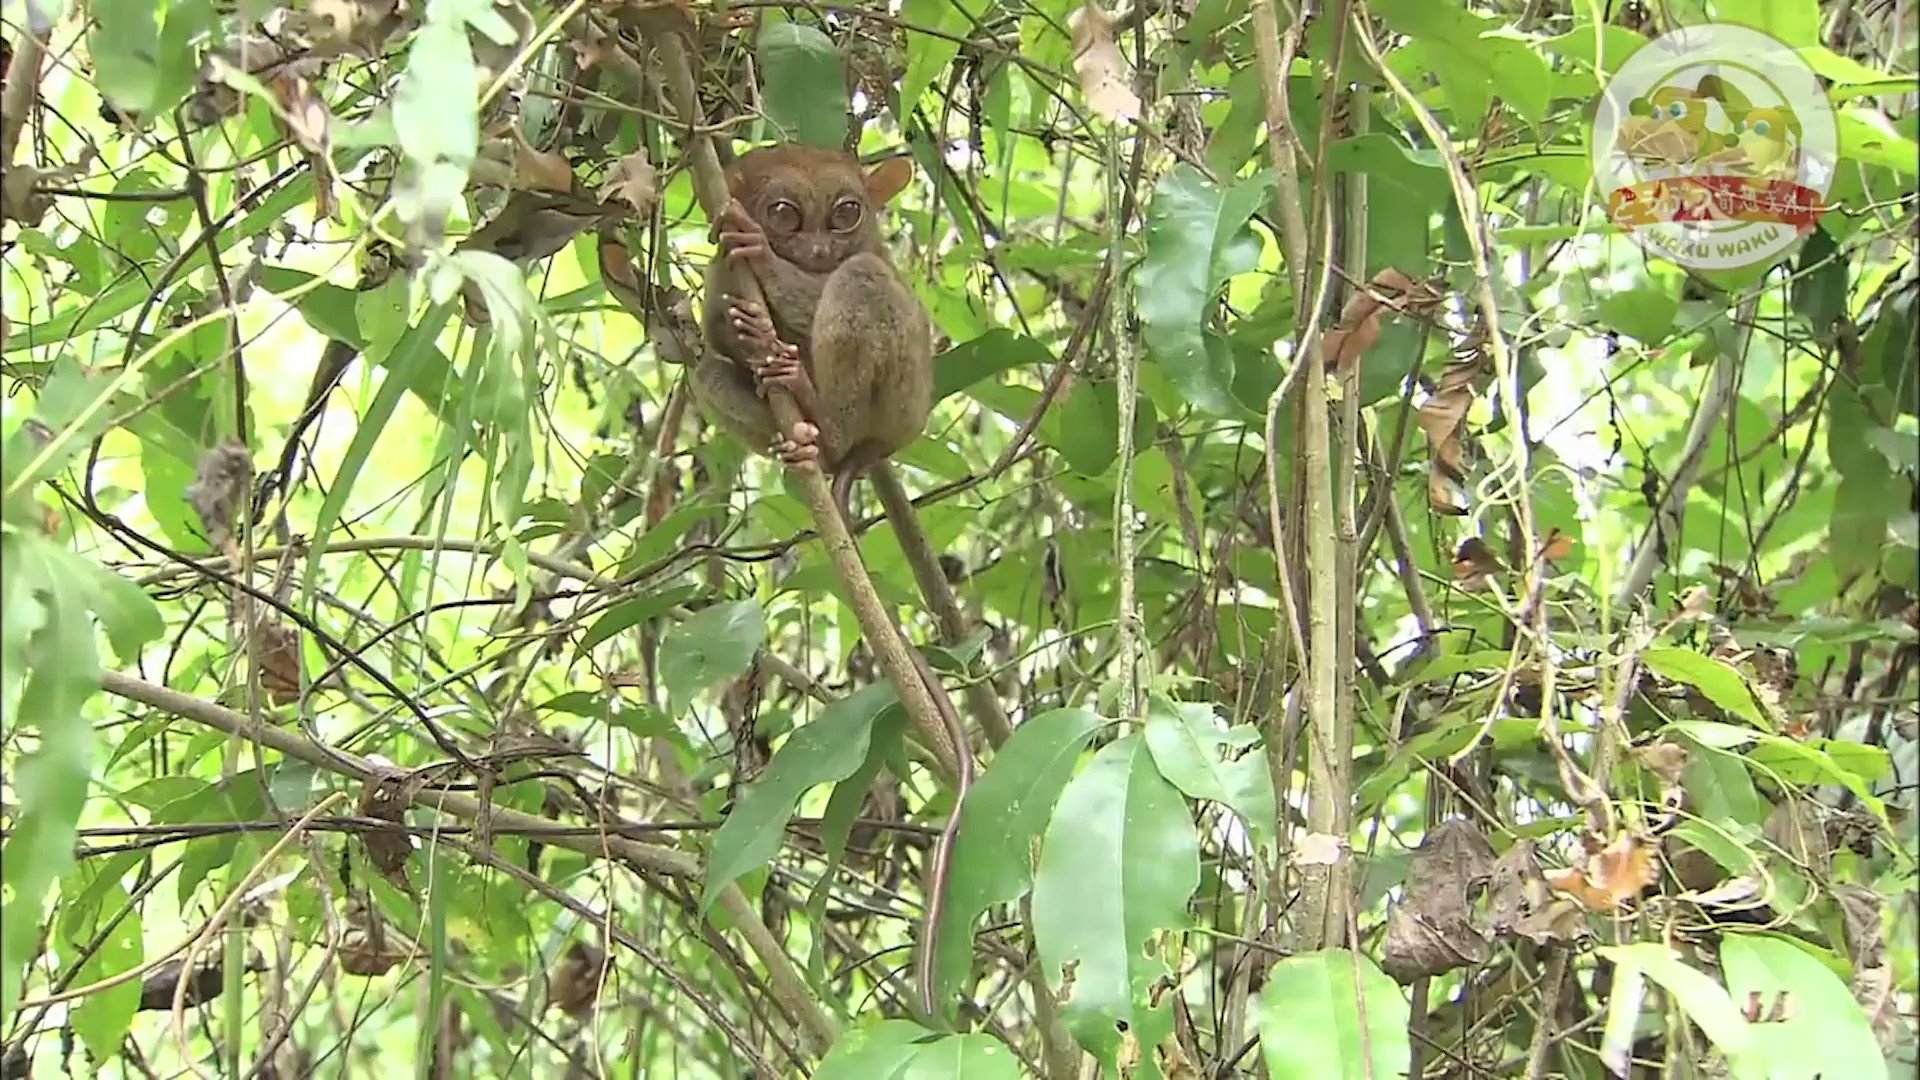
[865,157,915,206]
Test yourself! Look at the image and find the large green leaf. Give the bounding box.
[932,707,1102,1016]
[1641,648,1773,730]
[900,0,985,111]
[1257,949,1411,1080]
[88,0,216,118]
[757,21,848,148]
[660,600,767,714]
[1136,166,1276,416]
[816,1019,931,1079]
[898,1033,1024,1079]
[1598,943,1762,1079]
[1142,696,1276,852]
[1031,734,1199,1067]
[64,882,143,1063]
[1720,934,1887,1080]
[0,537,104,1027]
[700,683,898,911]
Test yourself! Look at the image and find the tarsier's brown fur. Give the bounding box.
[694,144,933,516]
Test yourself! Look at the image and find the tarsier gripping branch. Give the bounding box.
[695,142,973,1020]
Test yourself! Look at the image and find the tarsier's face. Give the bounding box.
[730,146,885,274]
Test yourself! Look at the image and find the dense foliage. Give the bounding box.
[0,0,1915,1077]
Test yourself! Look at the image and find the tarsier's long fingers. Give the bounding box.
[771,422,820,466]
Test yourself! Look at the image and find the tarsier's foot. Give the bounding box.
[752,352,816,407]
[771,422,821,467]
[716,199,768,262]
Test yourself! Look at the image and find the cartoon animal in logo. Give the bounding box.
[1618,73,1746,170]
[1727,105,1800,176]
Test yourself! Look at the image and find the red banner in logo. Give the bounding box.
[1607,176,1823,231]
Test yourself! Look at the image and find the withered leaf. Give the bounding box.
[184,442,254,549]
[597,151,658,214]
[1068,3,1140,123]
[511,128,575,194]
[1543,832,1655,912]
[1381,818,1496,982]
[1322,268,1437,374]
[356,775,416,882]
[1417,356,1487,515]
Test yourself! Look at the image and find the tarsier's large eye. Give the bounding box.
[828,197,863,232]
[765,200,802,233]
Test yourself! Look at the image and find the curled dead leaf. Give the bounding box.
[249,617,305,706]
[1451,537,1505,585]
[1543,832,1655,912]
[1322,268,1440,374]
[511,128,575,194]
[1381,818,1496,982]
[1068,2,1140,123]
[1538,527,1576,564]
[184,442,255,550]
[597,151,658,215]
[1417,356,1488,515]
[356,776,416,883]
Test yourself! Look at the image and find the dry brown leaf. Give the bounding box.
[1631,739,1689,787]
[1544,832,1655,912]
[184,442,254,549]
[1417,356,1486,515]
[357,776,416,884]
[597,151,658,214]
[1068,3,1140,123]
[1451,537,1505,582]
[272,75,331,155]
[512,129,575,193]
[1381,818,1497,982]
[1322,268,1436,374]
[1538,527,1576,563]
[251,618,304,705]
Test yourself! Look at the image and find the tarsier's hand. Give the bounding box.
[715,199,770,264]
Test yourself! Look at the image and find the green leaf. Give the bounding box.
[1032,734,1199,1066]
[1599,287,1680,344]
[816,1019,930,1079]
[1137,166,1276,416]
[301,302,456,608]
[805,707,908,981]
[578,588,698,652]
[935,329,1054,402]
[1641,648,1772,730]
[700,683,897,911]
[899,0,982,112]
[1326,134,1449,212]
[1257,949,1411,1080]
[757,21,847,148]
[1598,943,1760,1078]
[66,882,142,1062]
[82,563,163,666]
[1142,696,1276,852]
[0,538,102,1026]
[393,5,480,231]
[89,0,214,118]
[899,1033,1025,1079]
[1742,0,1820,47]
[932,707,1102,1017]
[1720,934,1887,1080]
[660,600,767,713]
[1791,227,1849,340]
[1839,108,1920,177]
[1040,379,1157,477]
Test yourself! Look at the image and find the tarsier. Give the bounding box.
[695,144,969,1018]
[694,143,933,518]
